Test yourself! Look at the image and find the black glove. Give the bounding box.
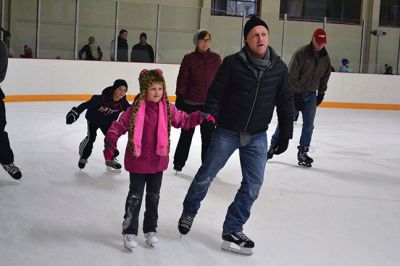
[316,93,325,106]
[175,94,185,110]
[66,107,79,124]
[272,139,289,155]
[293,93,304,111]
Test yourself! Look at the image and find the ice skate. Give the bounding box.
[144,232,158,247]
[2,163,22,180]
[297,147,313,167]
[78,158,87,169]
[106,158,121,173]
[178,214,193,236]
[173,164,182,175]
[123,234,137,252]
[221,232,254,255]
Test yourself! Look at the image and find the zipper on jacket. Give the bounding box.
[243,63,273,131]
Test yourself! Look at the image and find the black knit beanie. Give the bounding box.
[113,79,128,91]
[244,16,269,40]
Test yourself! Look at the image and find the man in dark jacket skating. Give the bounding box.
[177,16,293,255]
[66,79,130,171]
[268,28,331,167]
[0,40,22,180]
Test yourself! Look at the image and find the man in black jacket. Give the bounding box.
[178,16,293,255]
[268,28,331,167]
[0,40,22,180]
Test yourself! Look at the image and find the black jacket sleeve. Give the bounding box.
[275,70,294,140]
[203,56,232,119]
[0,41,8,83]
[75,95,102,114]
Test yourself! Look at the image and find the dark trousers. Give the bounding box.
[0,99,14,165]
[122,172,163,235]
[79,121,118,160]
[173,103,215,168]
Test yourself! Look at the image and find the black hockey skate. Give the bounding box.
[78,158,87,169]
[221,232,255,255]
[178,214,194,236]
[297,147,313,167]
[106,158,121,173]
[2,163,22,180]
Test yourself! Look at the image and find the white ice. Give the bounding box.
[1,102,400,266]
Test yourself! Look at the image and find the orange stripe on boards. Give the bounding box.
[319,102,400,110]
[4,95,400,111]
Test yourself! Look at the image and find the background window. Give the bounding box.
[380,0,400,27]
[280,0,361,24]
[211,0,260,17]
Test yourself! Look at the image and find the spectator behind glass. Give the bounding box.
[79,36,103,60]
[383,64,393,75]
[111,29,129,62]
[130,32,155,63]
[20,45,33,58]
[1,28,13,57]
[338,58,353,73]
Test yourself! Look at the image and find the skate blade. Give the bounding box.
[145,241,157,247]
[125,246,135,252]
[221,241,253,255]
[298,162,312,167]
[106,166,122,173]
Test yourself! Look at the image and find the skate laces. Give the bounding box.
[234,232,250,242]
[179,215,193,229]
[3,163,20,175]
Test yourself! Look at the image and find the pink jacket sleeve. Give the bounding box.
[104,108,131,159]
[170,104,202,130]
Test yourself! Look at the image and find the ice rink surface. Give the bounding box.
[1,102,399,266]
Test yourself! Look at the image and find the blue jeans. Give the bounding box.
[271,91,317,150]
[182,127,267,235]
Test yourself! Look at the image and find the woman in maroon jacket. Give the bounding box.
[173,29,221,172]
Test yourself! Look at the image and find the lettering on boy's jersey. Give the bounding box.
[98,106,119,116]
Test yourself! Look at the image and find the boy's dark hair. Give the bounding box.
[119,29,128,36]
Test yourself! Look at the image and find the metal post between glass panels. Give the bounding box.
[397,33,400,75]
[281,13,287,61]
[74,0,80,60]
[0,0,4,41]
[35,0,41,58]
[155,4,160,63]
[323,17,327,29]
[113,1,119,61]
[359,19,365,73]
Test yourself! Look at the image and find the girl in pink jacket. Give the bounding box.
[103,69,214,251]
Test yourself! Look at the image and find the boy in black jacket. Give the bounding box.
[66,79,130,172]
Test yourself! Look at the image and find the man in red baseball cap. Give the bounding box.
[268,27,332,168]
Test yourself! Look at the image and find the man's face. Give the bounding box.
[140,36,147,44]
[120,31,128,40]
[312,38,326,52]
[245,26,269,59]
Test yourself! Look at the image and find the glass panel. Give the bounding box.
[201,7,243,59]
[78,0,115,61]
[118,2,157,62]
[8,0,37,58]
[39,0,75,59]
[368,22,399,74]
[158,5,200,64]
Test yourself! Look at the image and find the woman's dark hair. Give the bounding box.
[198,30,211,41]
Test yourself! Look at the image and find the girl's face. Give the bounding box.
[113,86,127,101]
[146,82,164,103]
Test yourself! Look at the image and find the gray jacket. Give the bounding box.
[288,42,331,95]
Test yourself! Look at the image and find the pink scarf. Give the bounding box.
[132,99,169,157]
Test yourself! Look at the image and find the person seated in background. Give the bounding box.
[130,32,154,63]
[79,36,103,61]
[383,64,393,75]
[20,45,33,58]
[338,58,353,73]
